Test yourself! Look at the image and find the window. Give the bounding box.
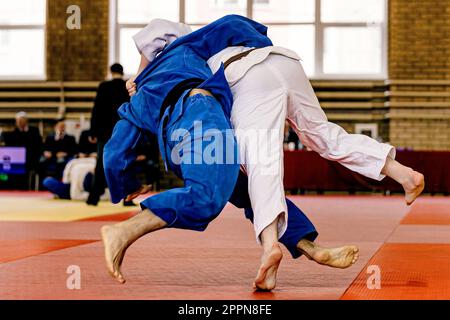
[185,0,247,24]
[323,26,382,75]
[114,0,179,74]
[0,0,47,79]
[320,0,386,78]
[112,0,387,78]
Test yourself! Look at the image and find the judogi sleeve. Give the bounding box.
[133,19,192,62]
[103,119,143,204]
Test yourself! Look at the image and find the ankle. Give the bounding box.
[398,167,415,185]
[297,239,319,258]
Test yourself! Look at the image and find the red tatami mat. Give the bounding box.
[2,194,450,299]
[401,198,450,225]
[0,195,410,300]
[0,239,97,263]
[343,198,450,300]
[341,243,450,300]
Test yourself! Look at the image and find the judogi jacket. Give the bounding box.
[104,15,273,203]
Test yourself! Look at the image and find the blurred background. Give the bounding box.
[0,0,449,196]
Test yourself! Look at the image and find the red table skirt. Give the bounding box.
[284,150,450,194]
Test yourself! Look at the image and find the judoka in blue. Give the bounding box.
[104,15,269,232]
[104,15,317,260]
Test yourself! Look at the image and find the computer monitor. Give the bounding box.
[0,147,26,175]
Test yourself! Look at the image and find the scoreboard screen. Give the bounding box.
[0,147,26,175]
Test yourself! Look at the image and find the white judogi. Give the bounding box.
[133,20,396,241]
[63,158,110,201]
[209,49,395,239]
[133,19,193,61]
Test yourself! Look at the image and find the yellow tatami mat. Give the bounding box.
[0,192,139,222]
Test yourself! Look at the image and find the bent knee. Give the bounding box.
[197,193,227,216]
[189,186,227,217]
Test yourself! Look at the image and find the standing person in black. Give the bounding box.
[87,63,133,206]
[4,112,43,189]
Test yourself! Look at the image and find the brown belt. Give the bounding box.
[189,88,213,97]
[223,48,257,69]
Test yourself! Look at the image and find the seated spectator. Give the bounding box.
[3,112,43,189]
[4,112,43,171]
[43,156,109,201]
[78,130,97,158]
[41,119,77,179]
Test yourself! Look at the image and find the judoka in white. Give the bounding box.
[126,17,425,290]
[43,157,110,201]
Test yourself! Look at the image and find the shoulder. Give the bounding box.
[98,80,112,90]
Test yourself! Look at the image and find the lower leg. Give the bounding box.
[43,177,71,199]
[254,215,283,291]
[381,157,425,205]
[87,142,106,205]
[101,209,167,283]
[86,176,102,205]
[297,239,359,269]
[86,172,105,205]
[283,61,424,205]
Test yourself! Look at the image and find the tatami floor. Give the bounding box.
[0,191,449,300]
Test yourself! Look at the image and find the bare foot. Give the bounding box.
[101,225,130,284]
[403,170,425,206]
[253,244,283,291]
[307,245,359,269]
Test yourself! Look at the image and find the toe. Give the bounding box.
[116,272,126,284]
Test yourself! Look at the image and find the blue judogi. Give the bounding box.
[104,15,318,255]
[104,15,272,231]
[105,65,240,231]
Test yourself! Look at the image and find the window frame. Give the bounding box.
[0,1,47,80]
[110,0,387,79]
[313,0,388,80]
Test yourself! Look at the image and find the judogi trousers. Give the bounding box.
[141,93,240,231]
[230,54,396,241]
[229,171,318,258]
